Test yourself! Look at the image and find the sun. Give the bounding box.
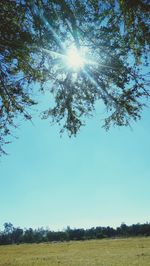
[65,46,85,70]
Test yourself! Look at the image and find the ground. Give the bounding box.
[0,237,150,266]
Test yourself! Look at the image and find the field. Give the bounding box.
[0,237,150,266]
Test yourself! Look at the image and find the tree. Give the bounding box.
[3,222,14,234]
[2,223,14,244]
[0,1,37,155]
[23,228,35,243]
[0,0,149,155]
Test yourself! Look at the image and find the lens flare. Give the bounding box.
[66,46,85,70]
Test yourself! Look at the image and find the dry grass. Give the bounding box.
[0,237,150,265]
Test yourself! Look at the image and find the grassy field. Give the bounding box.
[0,237,150,266]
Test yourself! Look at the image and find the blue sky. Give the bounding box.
[0,101,150,231]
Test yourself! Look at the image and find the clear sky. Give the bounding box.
[0,101,150,231]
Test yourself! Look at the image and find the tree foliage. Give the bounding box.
[0,0,150,155]
[0,222,150,245]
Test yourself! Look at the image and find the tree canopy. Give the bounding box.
[0,222,150,244]
[0,0,150,155]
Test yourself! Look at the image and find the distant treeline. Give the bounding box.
[0,222,150,245]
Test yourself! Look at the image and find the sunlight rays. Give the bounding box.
[65,46,85,70]
[38,9,119,84]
